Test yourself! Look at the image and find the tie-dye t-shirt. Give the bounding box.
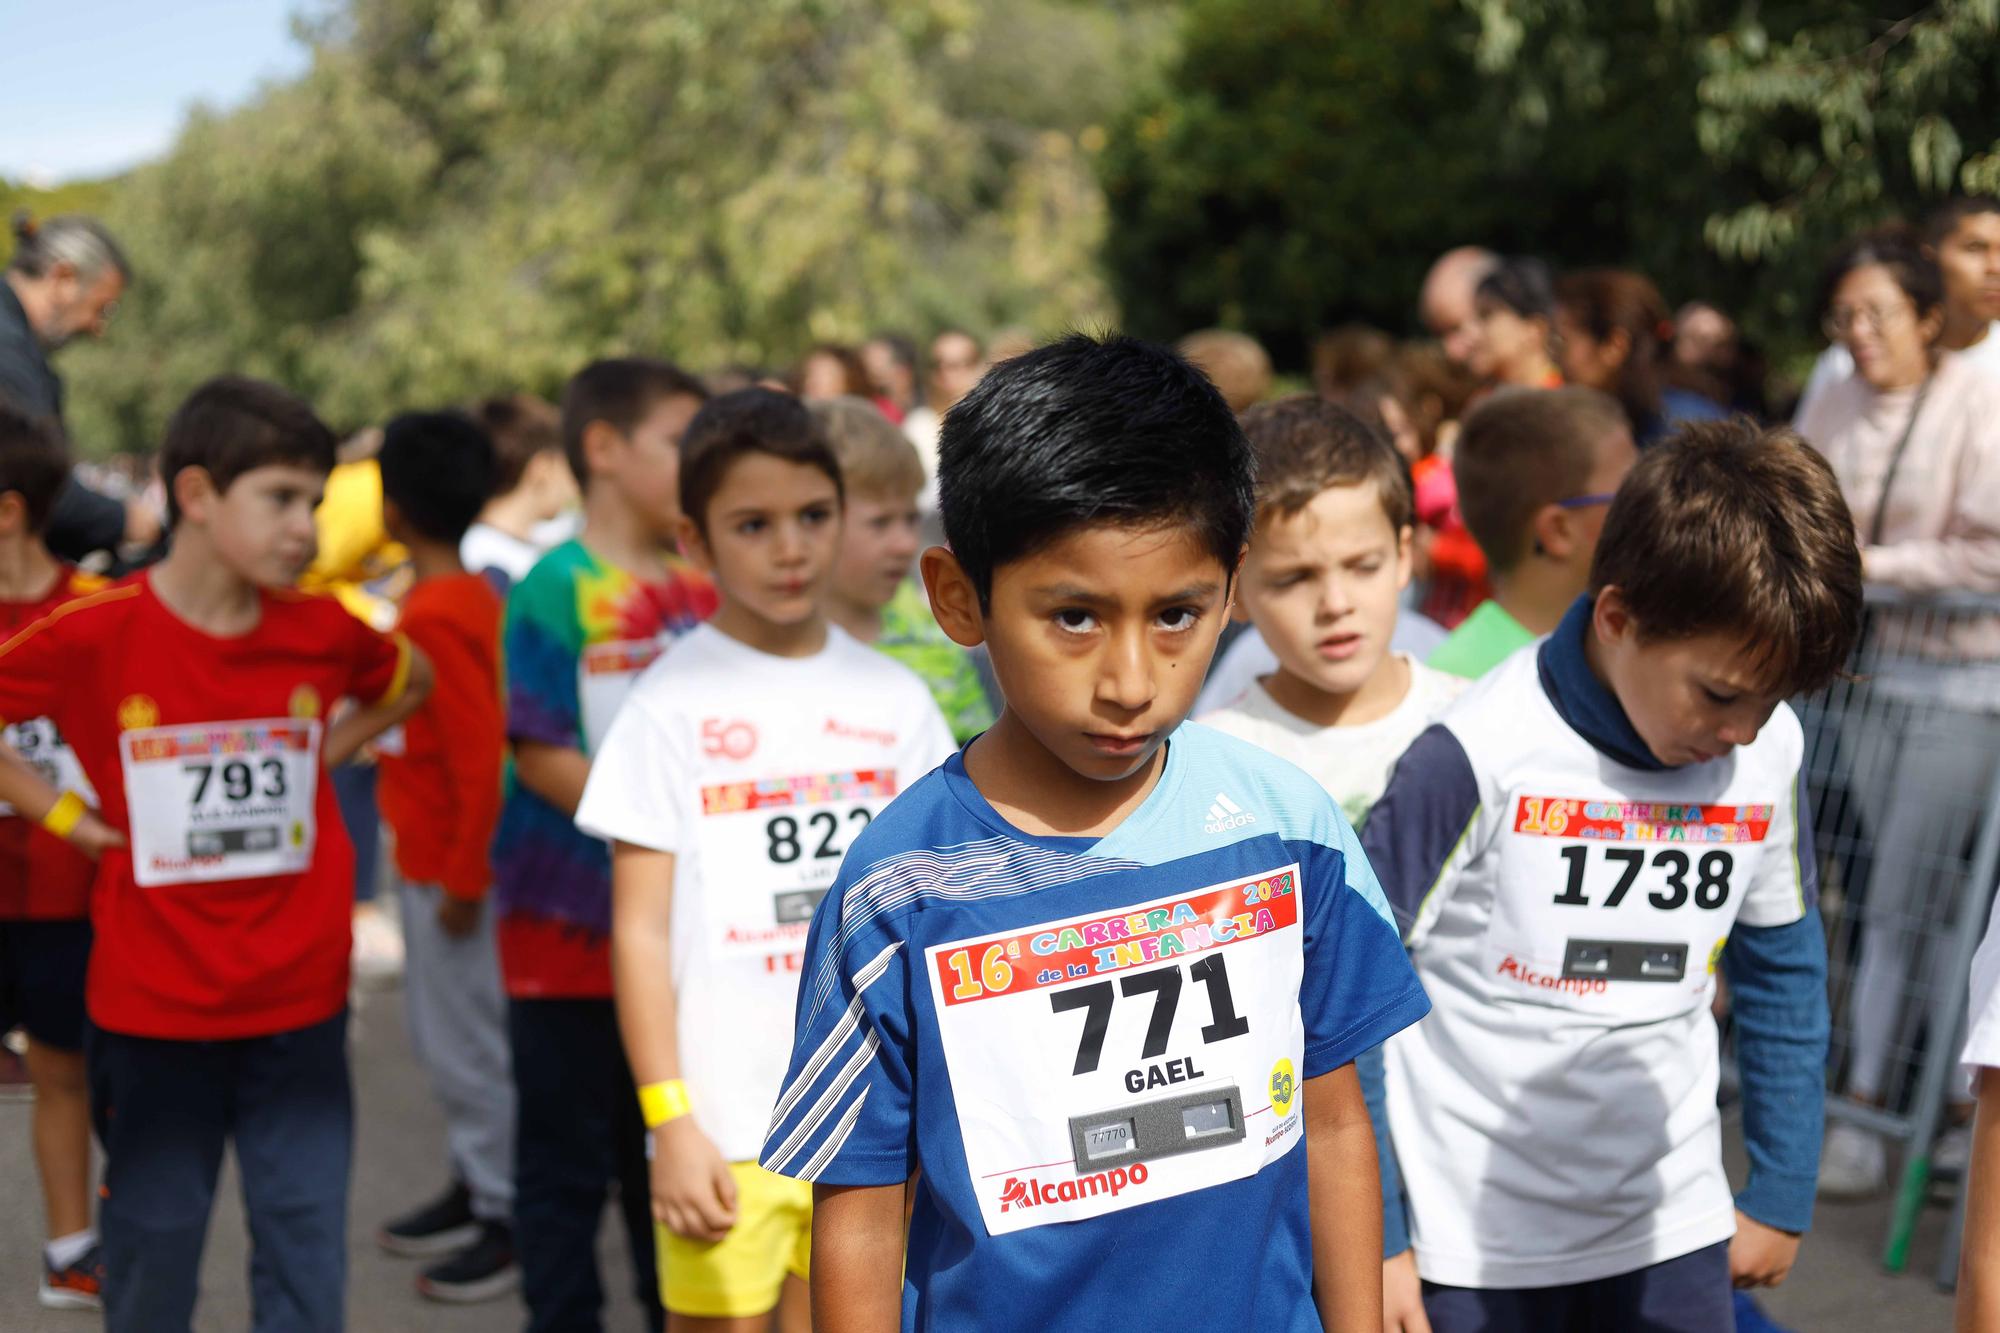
[493,539,716,997]
[875,579,993,745]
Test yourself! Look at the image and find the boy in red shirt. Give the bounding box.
[0,376,433,1332]
[371,411,516,1304]
[0,403,109,1310]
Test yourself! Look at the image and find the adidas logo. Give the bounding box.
[1204,792,1256,834]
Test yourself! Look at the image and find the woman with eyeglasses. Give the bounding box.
[1798,226,2000,1201]
[1797,227,2000,594]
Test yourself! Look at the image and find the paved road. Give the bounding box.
[0,981,1959,1330]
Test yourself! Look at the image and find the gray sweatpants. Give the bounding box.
[398,876,517,1221]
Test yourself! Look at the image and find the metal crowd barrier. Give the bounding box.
[1797,587,2000,1287]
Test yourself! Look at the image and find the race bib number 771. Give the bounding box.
[926,860,1306,1235]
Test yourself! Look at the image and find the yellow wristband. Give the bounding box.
[638,1079,693,1130]
[40,791,85,840]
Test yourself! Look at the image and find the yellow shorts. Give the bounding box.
[656,1161,812,1318]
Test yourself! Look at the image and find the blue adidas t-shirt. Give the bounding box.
[761,722,1429,1330]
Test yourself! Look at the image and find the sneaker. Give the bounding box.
[0,1043,30,1104]
[378,1181,479,1258]
[1818,1120,1888,1199]
[39,1244,103,1311]
[1933,1122,1974,1178]
[416,1221,519,1304]
[351,901,405,988]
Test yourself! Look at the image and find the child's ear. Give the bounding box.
[1394,524,1416,590]
[676,513,712,572]
[580,420,623,479]
[921,546,985,648]
[172,466,219,526]
[0,491,27,537]
[1592,585,1634,644]
[1528,502,1569,560]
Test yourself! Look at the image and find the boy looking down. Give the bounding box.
[1364,420,1859,1330]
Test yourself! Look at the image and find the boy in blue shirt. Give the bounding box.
[762,334,1429,1331]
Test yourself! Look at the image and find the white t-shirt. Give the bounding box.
[460,522,543,586]
[903,405,943,512]
[1795,320,2000,421]
[1385,647,1813,1288]
[575,623,957,1161]
[1195,615,1451,719]
[1963,893,2000,1092]
[1198,655,1464,828]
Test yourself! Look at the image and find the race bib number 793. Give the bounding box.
[120,719,321,887]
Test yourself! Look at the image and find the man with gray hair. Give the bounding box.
[1420,245,1499,375]
[1,213,155,564]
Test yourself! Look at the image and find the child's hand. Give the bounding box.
[69,811,126,860]
[436,895,481,938]
[1729,1211,1801,1288]
[1382,1249,1432,1332]
[651,1116,738,1242]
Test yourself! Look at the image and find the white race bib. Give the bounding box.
[696,769,897,963]
[579,638,664,754]
[120,719,322,887]
[0,717,96,817]
[1484,793,1772,1019]
[926,862,1306,1236]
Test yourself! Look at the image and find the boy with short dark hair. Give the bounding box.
[763,335,1429,1331]
[0,375,434,1331]
[1201,396,1463,827]
[811,395,994,743]
[462,393,576,588]
[1363,420,1860,1329]
[1429,386,1637,680]
[580,389,955,1330]
[496,356,716,1332]
[372,411,519,1303]
[0,402,108,1310]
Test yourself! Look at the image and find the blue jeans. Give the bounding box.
[331,761,380,903]
[87,1011,351,1333]
[1421,1240,1734,1333]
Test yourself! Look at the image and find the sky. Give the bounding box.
[1,0,316,184]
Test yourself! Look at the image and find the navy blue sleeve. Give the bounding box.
[1360,724,1482,934]
[1294,838,1430,1078]
[1356,1044,1410,1258]
[1722,907,1829,1232]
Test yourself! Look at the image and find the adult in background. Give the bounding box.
[1798,226,2000,1199]
[1420,246,1499,375]
[1799,197,2000,422]
[793,344,872,402]
[0,215,158,565]
[903,328,985,505]
[1555,269,1729,445]
[1177,328,1273,414]
[1465,257,1563,391]
[861,333,920,422]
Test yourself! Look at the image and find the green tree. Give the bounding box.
[50,0,1161,452]
[1103,1,2000,374]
